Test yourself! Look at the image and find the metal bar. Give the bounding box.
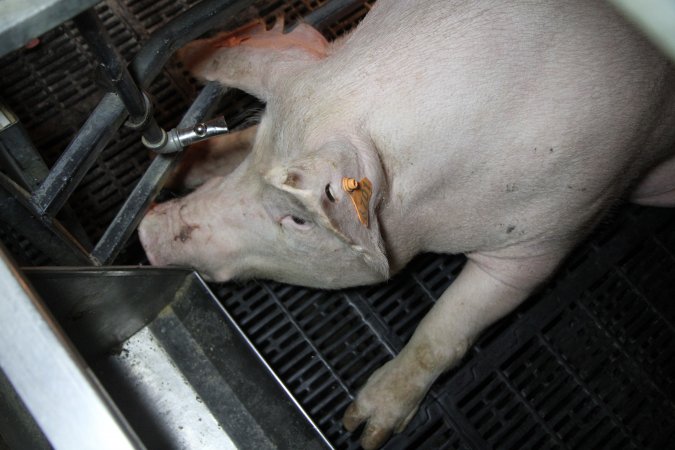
[0,366,51,450]
[91,82,223,265]
[129,0,253,90]
[0,101,93,248]
[0,243,145,450]
[31,92,127,216]
[30,0,251,218]
[0,174,92,265]
[299,0,366,30]
[73,10,166,147]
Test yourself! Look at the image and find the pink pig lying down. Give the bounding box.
[138,0,675,448]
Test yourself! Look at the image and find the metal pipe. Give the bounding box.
[159,116,229,155]
[298,0,366,30]
[91,82,224,265]
[30,0,252,218]
[129,0,253,90]
[74,10,166,147]
[74,10,146,125]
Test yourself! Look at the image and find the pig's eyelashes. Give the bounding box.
[280,214,313,231]
[325,184,336,202]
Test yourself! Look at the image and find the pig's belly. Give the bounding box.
[631,155,675,207]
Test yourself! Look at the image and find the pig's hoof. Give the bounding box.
[342,359,427,449]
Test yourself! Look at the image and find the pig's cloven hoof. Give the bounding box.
[342,359,427,449]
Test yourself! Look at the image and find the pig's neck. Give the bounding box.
[301,62,459,274]
[319,119,429,274]
[375,157,429,275]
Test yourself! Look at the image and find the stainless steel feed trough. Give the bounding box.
[0,247,329,449]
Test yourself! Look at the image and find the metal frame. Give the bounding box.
[29,0,254,218]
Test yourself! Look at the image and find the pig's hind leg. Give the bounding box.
[342,248,566,450]
[166,125,257,190]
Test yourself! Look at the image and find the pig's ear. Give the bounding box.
[270,141,390,279]
[176,17,329,100]
[321,177,390,280]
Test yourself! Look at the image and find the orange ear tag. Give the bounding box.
[342,177,372,228]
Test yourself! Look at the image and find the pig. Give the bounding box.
[138,0,675,448]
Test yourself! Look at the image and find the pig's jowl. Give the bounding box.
[138,1,675,448]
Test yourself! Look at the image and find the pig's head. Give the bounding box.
[138,124,390,287]
[138,20,390,288]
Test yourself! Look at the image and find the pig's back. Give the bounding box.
[315,0,675,253]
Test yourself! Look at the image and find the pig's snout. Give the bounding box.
[138,201,196,267]
[138,198,228,280]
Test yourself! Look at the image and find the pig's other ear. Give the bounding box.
[176,17,329,100]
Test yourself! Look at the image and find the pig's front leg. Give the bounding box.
[167,125,257,190]
[342,250,564,449]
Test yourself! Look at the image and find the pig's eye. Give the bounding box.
[280,214,313,231]
[325,184,336,202]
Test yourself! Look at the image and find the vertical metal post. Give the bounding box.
[73,10,166,148]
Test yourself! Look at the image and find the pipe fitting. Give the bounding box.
[153,117,229,154]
